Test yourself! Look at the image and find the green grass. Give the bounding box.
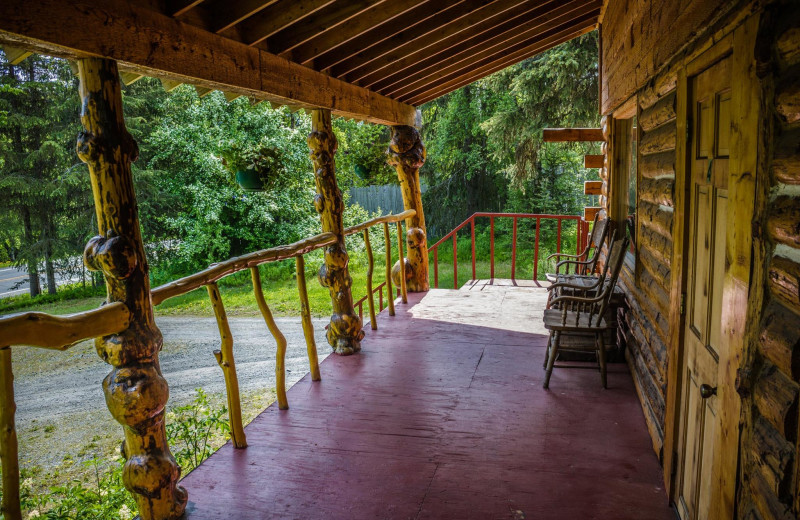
[0,222,582,318]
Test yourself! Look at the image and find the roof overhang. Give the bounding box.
[0,0,600,125]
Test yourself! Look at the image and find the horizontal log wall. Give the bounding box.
[620,72,678,459]
[600,0,743,114]
[741,6,800,519]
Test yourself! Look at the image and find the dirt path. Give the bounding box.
[14,316,330,475]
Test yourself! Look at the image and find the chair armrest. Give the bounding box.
[554,258,594,274]
[546,252,583,262]
[547,292,604,309]
[546,278,603,292]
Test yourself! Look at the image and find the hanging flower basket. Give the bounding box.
[354,163,369,180]
[222,141,284,193]
[235,169,271,192]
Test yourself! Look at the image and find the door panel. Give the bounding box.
[675,54,731,520]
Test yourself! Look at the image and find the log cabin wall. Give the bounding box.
[620,75,678,460]
[600,0,745,114]
[738,4,800,519]
[600,0,800,516]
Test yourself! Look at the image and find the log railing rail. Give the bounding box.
[0,303,133,520]
[343,210,414,330]
[429,213,590,289]
[0,213,413,520]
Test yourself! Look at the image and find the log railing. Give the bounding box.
[0,303,133,520]
[344,210,413,329]
[0,212,414,520]
[428,213,590,289]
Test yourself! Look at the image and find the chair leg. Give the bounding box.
[543,331,561,389]
[543,333,553,369]
[597,332,607,389]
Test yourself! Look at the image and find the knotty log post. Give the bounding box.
[387,125,429,292]
[76,58,187,519]
[308,109,364,355]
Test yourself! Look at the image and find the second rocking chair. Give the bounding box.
[542,236,629,389]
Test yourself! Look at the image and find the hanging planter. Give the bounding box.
[354,163,369,180]
[235,169,270,192]
[222,141,284,193]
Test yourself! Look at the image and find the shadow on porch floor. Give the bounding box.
[181,281,674,519]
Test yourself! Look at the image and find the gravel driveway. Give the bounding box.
[14,316,330,473]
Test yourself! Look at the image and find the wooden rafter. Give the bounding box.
[289,0,428,65]
[266,0,389,56]
[396,13,599,102]
[1,45,31,65]
[404,20,597,103]
[363,0,570,89]
[229,0,335,46]
[209,0,281,34]
[378,0,600,96]
[168,0,206,17]
[332,0,523,81]
[410,25,595,105]
[0,0,415,125]
[312,0,466,72]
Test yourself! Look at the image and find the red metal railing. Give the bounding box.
[429,213,590,289]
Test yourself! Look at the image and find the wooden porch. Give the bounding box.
[180,283,673,519]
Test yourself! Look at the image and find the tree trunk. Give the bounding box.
[43,216,56,295]
[21,207,40,298]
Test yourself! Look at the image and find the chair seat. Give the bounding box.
[543,309,608,331]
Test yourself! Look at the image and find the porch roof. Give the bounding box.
[180,283,672,519]
[0,0,600,125]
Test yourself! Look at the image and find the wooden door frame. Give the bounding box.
[662,15,761,519]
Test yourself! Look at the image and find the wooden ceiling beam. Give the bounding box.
[209,0,280,34]
[265,0,390,56]
[231,0,335,46]
[409,24,596,105]
[0,0,416,125]
[360,0,566,89]
[382,2,600,97]
[331,0,521,80]
[312,0,466,72]
[289,0,428,66]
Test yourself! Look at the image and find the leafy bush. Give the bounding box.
[7,389,229,519]
[166,388,230,472]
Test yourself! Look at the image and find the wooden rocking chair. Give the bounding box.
[542,236,629,389]
[545,212,609,282]
[546,230,617,306]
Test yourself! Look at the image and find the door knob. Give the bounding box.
[700,384,717,399]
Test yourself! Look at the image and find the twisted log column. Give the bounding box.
[387,126,429,292]
[76,58,187,520]
[308,109,364,355]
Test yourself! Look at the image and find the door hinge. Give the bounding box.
[680,293,686,316]
[686,119,692,142]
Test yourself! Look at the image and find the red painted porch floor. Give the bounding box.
[181,282,674,519]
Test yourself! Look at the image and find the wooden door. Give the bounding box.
[675,55,731,520]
